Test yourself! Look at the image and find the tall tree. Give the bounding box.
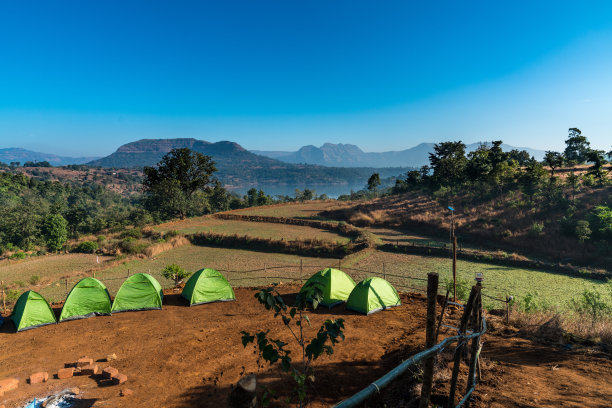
[42,213,68,252]
[428,141,467,185]
[143,148,217,219]
[563,128,591,164]
[585,149,609,186]
[367,173,381,192]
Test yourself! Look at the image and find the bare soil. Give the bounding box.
[1,286,611,408]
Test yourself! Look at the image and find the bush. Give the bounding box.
[118,238,148,255]
[445,276,471,301]
[164,230,179,240]
[75,241,99,253]
[572,289,610,329]
[9,252,26,260]
[120,229,143,240]
[29,275,40,285]
[161,264,191,286]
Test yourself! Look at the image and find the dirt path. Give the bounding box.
[1,287,610,408]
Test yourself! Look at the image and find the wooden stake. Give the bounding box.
[383,262,386,280]
[419,272,439,408]
[300,259,303,283]
[466,285,483,407]
[435,289,450,343]
[453,235,457,303]
[505,296,510,324]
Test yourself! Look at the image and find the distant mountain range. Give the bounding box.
[86,138,410,194]
[252,142,546,168]
[0,148,99,166]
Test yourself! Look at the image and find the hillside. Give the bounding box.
[88,138,411,194]
[253,142,546,168]
[0,147,99,166]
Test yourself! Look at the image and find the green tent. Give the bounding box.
[182,268,235,306]
[59,277,112,322]
[111,273,163,313]
[11,290,57,332]
[346,277,401,315]
[300,268,356,307]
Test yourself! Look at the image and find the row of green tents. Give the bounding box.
[300,268,401,314]
[11,268,235,332]
[9,267,401,332]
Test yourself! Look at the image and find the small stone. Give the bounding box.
[112,373,128,385]
[102,367,118,379]
[105,353,117,362]
[57,367,74,379]
[76,357,93,367]
[70,387,80,395]
[29,372,49,384]
[0,378,19,392]
[80,364,99,376]
[120,388,133,397]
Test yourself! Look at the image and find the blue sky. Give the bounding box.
[1,1,611,156]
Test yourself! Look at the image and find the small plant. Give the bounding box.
[6,289,21,302]
[240,282,346,407]
[161,264,191,286]
[29,275,40,285]
[445,276,471,301]
[518,291,545,313]
[529,222,544,237]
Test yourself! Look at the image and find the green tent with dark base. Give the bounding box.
[182,268,235,306]
[346,277,401,315]
[11,290,57,332]
[59,277,112,322]
[300,268,356,307]
[111,273,163,313]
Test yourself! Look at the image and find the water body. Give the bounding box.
[229,182,368,199]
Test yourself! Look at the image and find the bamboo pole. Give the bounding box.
[419,273,439,408]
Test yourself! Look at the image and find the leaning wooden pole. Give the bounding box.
[419,272,439,408]
[452,235,457,303]
[447,286,478,408]
[465,284,482,408]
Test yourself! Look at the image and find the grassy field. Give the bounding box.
[230,200,346,219]
[154,217,350,243]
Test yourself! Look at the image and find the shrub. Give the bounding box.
[164,230,179,240]
[445,276,471,302]
[161,264,191,286]
[29,275,40,285]
[572,289,610,329]
[75,241,99,253]
[120,229,143,240]
[97,235,106,243]
[6,289,21,302]
[118,238,148,255]
[9,252,26,260]
[529,222,544,237]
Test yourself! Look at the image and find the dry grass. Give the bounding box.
[143,236,190,257]
[512,309,612,346]
[227,200,348,219]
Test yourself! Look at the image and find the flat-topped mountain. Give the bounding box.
[87,138,410,193]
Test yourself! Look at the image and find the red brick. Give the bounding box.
[0,378,19,393]
[112,373,128,385]
[29,372,49,384]
[57,367,74,379]
[120,388,133,397]
[76,357,93,367]
[102,367,118,379]
[80,365,99,376]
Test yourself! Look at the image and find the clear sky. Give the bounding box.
[1,1,612,156]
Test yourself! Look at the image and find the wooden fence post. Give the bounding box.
[264,263,267,275]
[465,285,482,407]
[419,272,439,408]
[505,295,510,324]
[65,278,68,294]
[383,263,386,280]
[447,286,478,408]
[435,289,450,343]
[300,259,303,283]
[1,281,6,315]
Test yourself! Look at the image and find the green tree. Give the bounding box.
[563,128,590,164]
[543,151,564,182]
[367,173,381,193]
[143,148,217,219]
[161,264,191,286]
[42,214,68,252]
[566,170,580,202]
[428,141,467,185]
[585,149,608,186]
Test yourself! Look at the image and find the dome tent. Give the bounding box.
[346,277,401,315]
[111,273,163,313]
[11,290,57,332]
[59,277,112,322]
[300,268,356,308]
[182,268,235,306]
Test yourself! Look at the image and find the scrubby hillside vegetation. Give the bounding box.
[326,129,612,270]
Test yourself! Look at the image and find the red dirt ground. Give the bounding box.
[1,286,611,408]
